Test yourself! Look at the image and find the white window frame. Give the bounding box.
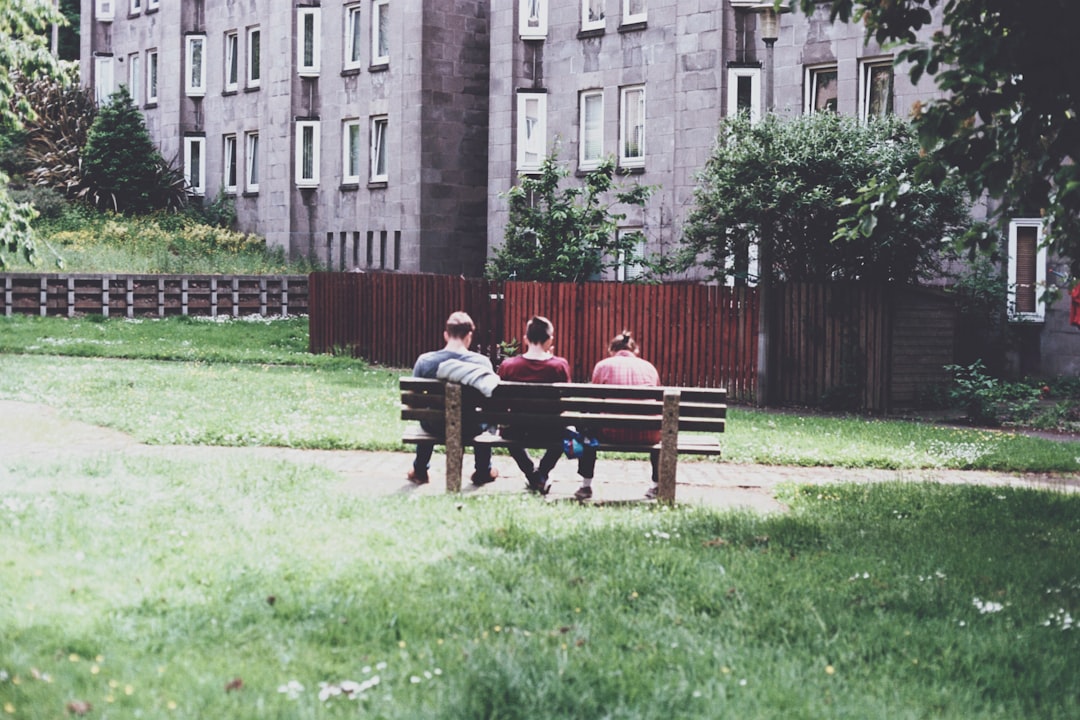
[582,0,604,31]
[1008,218,1047,322]
[94,56,114,105]
[185,35,207,97]
[127,53,141,105]
[184,136,206,196]
[343,119,362,184]
[130,0,142,15]
[345,4,363,70]
[859,58,894,121]
[579,90,604,170]
[371,0,390,66]
[804,63,838,114]
[223,135,238,194]
[295,121,321,187]
[622,0,646,25]
[619,85,645,168]
[727,67,761,123]
[147,0,159,10]
[616,228,647,282]
[146,50,158,104]
[96,0,114,21]
[245,131,260,192]
[370,115,389,183]
[247,27,261,88]
[516,92,547,173]
[297,8,321,77]
[519,0,548,39]
[224,31,239,92]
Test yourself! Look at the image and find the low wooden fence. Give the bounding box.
[1,274,309,318]
[308,272,758,401]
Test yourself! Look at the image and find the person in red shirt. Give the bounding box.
[497,315,571,494]
[574,331,662,501]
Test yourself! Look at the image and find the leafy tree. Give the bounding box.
[486,152,653,282]
[681,112,969,283]
[80,85,186,214]
[791,0,1080,273]
[0,0,65,268]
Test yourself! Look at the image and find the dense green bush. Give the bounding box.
[79,86,187,213]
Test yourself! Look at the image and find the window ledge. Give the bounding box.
[144,102,158,109]
[244,85,261,93]
[577,28,605,40]
[145,7,158,14]
[340,183,360,192]
[617,165,645,175]
[242,191,259,198]
[618,21,647,33]
[341,67,362,77]
[575,166,602,177]
[367,180,389,189]
[222,89,238,97]
[369,62,389,73]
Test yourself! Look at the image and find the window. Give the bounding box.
[345,5,363,69]
[224,32,239,92]
[185,35,207,97]
[804,64,838,113]
[247,27,261,88]
[147,0,158,10]
[296,121,320,187]
[516,92,546,172]
[298,8,321,77]
[94,56,114,105]
[343,120,362,184]
[184,136,206,196]
[127,53,141,105]
[371,0,390,66]
[245,132,260,192]
[619,85,645,167]
[860,59,894,120]
[622,0,646,25]
[582,0,604,31]
[146,50,158,104]
[223,135,238,193]
[96,0,114,21]
[727,67,761,123]
[130,0,142,14]
[520,0,548,39]
[616,229,647,282]
[370,116,388,182]
[579,90,604,170]
[1008,219,1047,321]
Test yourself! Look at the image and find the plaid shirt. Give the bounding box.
[591,351,661,444]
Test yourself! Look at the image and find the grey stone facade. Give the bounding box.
[80,0,1078,376]
[82,0,490,275]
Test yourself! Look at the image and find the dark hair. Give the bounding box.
[445,311,476,339]
[609,330,638,354]
[525,315,554,344]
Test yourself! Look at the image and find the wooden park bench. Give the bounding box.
[400,377,726,503]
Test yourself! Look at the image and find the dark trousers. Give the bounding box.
[508,444,562,481]
[577,446,659,483]
[414,421,493,475]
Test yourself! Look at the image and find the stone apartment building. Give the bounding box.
[81,0,1077,374]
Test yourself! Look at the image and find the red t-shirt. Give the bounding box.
[1071,283,1080,328]
[497,354,571,383]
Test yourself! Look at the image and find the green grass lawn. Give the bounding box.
[1,314,1078,718]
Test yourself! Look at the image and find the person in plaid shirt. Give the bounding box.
[574,331,662,501]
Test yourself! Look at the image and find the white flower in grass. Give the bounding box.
[277,680,304,699]
[410,675,422,684]
[973,597,1005,614]
[1043,609,1074,630]
[376,661,387,670]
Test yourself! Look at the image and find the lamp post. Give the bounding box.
[758,7,780,111]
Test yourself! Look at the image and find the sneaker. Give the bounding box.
[471,467,499,486]
[526,472,550,496]
[644,485,659,500]
[407,468,429,485]
[573,486,593,501]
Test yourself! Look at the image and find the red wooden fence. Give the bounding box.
[307,272,758,401]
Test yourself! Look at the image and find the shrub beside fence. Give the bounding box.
[1,273,309,318]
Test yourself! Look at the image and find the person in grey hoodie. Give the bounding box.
[408,311,500,486]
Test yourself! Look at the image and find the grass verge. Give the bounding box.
[1,469,1077,719]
